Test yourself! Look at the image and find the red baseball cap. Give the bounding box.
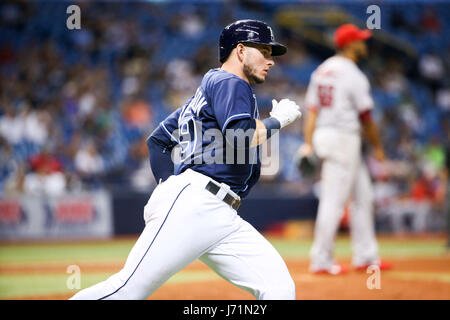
[334,24,372,48]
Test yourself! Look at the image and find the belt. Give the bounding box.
[205,181,241,210]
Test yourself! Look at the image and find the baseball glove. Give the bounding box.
[294,145,320,178]
[297,154,319,178]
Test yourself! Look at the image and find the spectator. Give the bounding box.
[0,1,447,236]
[436,87,450,111]
[74,139,105,177]
[121,97,153,131]
[23,149,66,196]
[0,137,24,195]
[0,105,24,146]
[388,170,433,233]
[179,10,205,38]
[420,7,442,34]
[418,53,445,96]
[128,136,156,192]
[22,108,51,146]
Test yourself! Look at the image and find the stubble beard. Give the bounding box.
[243,63,265,84]
[356,44,368,60]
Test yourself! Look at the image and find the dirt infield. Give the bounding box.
[149,257,450,300]
[7,256,450,300]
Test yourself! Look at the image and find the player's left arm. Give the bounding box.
[360,112,385,162]
[353,74,385,162]
[300,109,317,154]
[146,108,181,183]
[147,132,175,183]
[297,75,318,157]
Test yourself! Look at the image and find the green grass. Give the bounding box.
[0,240,135,265]
[0,273,115,298]
[269,236,448,259]
[0,236,448,299]
[1,237,446,266]
[0,270,223,299]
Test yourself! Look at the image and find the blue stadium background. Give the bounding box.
[0,0,448,235]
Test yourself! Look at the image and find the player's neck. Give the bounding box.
[337,51,359,63]
[220,63,250,84]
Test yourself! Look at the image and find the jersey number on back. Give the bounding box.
[318,85,334,108]
[178,89,207,162]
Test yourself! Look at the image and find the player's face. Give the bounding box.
[242,44,274,84]
[352,40,368,59]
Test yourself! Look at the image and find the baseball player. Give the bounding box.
[70,20,302,300]
[298,24,391,275]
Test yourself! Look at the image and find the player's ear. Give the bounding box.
[235,43,246,63]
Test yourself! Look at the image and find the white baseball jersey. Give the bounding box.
[305,55,374,133]
[306,56,380,272]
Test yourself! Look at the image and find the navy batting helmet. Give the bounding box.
[219,20,287,63]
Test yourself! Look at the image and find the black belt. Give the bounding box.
[205,181,241,210]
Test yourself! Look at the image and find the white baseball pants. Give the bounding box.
[309,128,379,270]
[70,169,295,300]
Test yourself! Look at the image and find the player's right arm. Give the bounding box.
[251,99,302,148]
[212,78,301,149]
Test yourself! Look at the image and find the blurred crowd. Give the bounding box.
[0,1,448,232]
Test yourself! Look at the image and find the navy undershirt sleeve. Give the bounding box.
[146,107,182,183]
[146,132,175,183]
[262,117,281,139]
[147,138,173,183]
[146,107,184,182]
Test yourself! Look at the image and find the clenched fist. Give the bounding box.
[270,99,302,129]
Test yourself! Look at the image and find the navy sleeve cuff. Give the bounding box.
[262,117,281,139]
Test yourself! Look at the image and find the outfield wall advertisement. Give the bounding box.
[0,191,113,240]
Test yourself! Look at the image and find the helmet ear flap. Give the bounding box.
[219,30,238,63]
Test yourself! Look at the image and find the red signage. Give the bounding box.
[0,200,23,225]
[54,200,94,224]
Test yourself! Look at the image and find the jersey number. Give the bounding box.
[318,85,334,107]
[178,89,207,162]
[179,118,195,160]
